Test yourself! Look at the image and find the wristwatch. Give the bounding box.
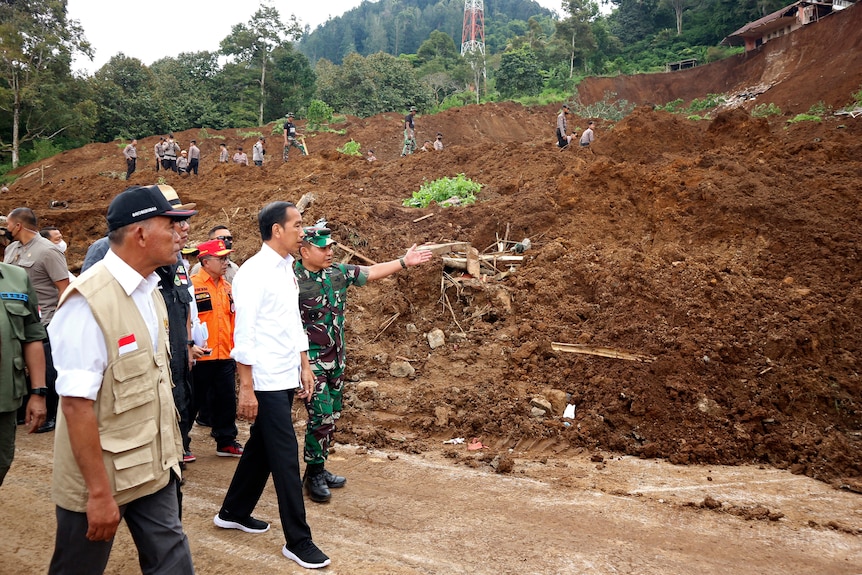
[30,387,48,396]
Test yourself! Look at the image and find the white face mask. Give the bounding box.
[56,240,67,253]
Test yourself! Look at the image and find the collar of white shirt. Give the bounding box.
[103,248,161,297]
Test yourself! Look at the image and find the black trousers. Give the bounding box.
[191,359,237,448]
[220,389,313,547]
[126,158,136,179]
[556,128,568,148]
[188,158,199,175]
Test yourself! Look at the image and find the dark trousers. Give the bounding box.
[126,158,136,179]
[189,158,199,175]
[191,359,237,447]
[155,157,162,171]
[220,389,312,547]
[48,475,193,575]
[556,128,568,148]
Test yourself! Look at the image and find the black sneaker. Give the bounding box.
[213,510,270,533]
[323,469,346,489]
[303,470,331,503]
[282,540,330,569]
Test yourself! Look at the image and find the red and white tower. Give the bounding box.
[461,0,486,57]
[461,0,486,93]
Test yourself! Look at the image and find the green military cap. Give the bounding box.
[303,226,336,248]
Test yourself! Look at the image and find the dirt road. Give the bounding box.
[3,423,859,575]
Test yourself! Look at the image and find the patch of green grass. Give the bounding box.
[198,128,224,140]
[751,103,782,118]
[787,114,822,124]
[403,174,482,209]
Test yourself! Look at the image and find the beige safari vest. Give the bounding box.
[52,263,182,512]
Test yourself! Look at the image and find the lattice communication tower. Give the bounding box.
[461,0,486,69]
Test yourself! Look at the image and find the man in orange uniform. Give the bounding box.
[191,239,241,457]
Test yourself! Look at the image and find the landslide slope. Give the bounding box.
[577,3,862,115]
[3,11,861,487]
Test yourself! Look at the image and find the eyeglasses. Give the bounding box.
[216,235,233,242]
[204,255,230,262]
[174,218,190,228]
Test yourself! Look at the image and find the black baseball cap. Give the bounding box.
[106,185,197,232]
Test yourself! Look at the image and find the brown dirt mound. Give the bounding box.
[3,25,861,489]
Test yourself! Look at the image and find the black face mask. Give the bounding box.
[216,235,233,250]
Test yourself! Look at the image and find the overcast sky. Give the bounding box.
[68,0,564,75]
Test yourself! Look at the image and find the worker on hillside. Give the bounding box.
[295,226,433,503]
[188,140,201,175]
[123,139,137,179]
[283,113,307,161]
[253,137,266,167]
[154,137,166,172]
[580,120,596,149]
[232,146,248,166]
[434,132,444,151]
[218,143,229,163]
[556,105,575,149]
[401,106,417,157]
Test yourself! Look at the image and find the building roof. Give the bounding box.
[721,1,831,45]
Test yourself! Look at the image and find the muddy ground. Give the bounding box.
[1,5,861,573]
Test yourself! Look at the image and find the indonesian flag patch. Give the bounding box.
[118,334,138,355]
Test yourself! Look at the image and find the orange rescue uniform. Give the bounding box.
[192,271,235,360]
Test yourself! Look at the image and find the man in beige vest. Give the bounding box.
[47,185,196,575]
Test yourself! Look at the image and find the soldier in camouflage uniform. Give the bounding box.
[295,226,433,502]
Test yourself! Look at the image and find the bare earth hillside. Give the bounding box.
[1,7,861,574]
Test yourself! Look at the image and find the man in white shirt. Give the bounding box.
[213,201,330,570]
[47,185,196,574]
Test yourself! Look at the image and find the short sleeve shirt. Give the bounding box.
[294,262,369,370]
[4,234,68,325]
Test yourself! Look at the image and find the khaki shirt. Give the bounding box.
[4,234,68,325]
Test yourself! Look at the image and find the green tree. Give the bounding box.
[220,1,302,126]
[90,54,160,141]
[267,44,316,120]
[416,31,459,65]
[494,49,542,98]
[0,0,92,167]
[554,0,600,78]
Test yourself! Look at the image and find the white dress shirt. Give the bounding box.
[230,242,308,391]
[49,249,161,401]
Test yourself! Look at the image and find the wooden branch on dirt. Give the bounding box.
[416,242,472,255]
[466,246,481,277]
[334,241,377,265]
[370,312,400,343]
[441,254,524,270]
[551,342,657,363]
[412,213,434,223]
[296,192,315,213]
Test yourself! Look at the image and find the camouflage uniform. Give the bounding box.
[295,258,369,466]
[283,117,307,161]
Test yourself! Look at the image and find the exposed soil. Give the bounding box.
[1,5,861,574]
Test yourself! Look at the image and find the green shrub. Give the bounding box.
[307,100,333,131]
[337,139,362,157]
[403,174,482,208]
[852,84,862,107]
[656,98,684,113]
[787,114,821,124]
[687,114,703,121]
[688,93,724,112]
[807,101,829,116]
[571,91,635,121]
[751,103,782,118]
